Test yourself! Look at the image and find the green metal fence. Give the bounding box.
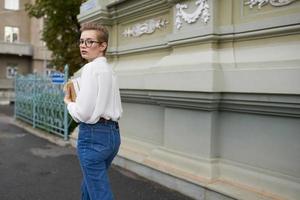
[14,65,70,140]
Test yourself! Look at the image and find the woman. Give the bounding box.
[64,22,122,200]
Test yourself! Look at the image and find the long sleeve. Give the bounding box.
[67,63,97,123]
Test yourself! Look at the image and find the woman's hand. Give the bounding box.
[64,94,71,105]
[63,83,72,105]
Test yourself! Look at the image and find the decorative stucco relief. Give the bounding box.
[175,0,210,30]
[245,0,296,9]
[122,19,169,37]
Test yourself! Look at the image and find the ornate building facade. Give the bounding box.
[77,0,300,199]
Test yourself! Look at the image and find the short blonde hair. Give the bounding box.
[80,22,109,53]
[80,22,109,43]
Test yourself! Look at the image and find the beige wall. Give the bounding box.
[0,54,31,78]
[78,0,300,199]
[32,59,45,74]
[0,0,32,81]
[30,14,51,74]
[0,0,31,43]
[0,0,51,79]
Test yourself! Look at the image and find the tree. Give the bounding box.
[25,0,86,75]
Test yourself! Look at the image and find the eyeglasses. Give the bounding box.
[78,39,100,48]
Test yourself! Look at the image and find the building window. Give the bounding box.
[4,0,19,10]
[6,66,18,79]
[4,26,19,43]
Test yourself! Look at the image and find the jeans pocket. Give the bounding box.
[92,126,113,156]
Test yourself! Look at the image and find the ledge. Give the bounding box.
[107,0,171,22]
[120,89,300,117]
[220,93,300,118]
[0,79,14,89]
[78,0,170,24]
[115,136,298,200]
[0,42,32,56]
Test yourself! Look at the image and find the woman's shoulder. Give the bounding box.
[82,57,110,74]
[81,62,94,73]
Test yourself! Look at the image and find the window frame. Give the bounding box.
[4,26,20,43]
[4,0,19,10]
[6,65,18,79]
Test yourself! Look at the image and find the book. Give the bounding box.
[65,77,80,102]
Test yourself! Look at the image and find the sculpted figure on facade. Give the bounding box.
[122,19,168,37]
[175,0,210,30]
[245,0,296,9]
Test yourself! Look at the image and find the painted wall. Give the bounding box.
[78,0,300,199]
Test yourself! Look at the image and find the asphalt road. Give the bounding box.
[0,104,194,200]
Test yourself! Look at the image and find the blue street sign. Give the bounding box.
[51,72,65,84]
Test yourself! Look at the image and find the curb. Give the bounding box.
[12,118,71,147]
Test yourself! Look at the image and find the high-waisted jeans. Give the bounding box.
[77,120,120,200]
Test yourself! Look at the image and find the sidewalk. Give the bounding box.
[0,105,194,200]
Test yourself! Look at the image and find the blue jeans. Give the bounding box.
[77,120,121,200]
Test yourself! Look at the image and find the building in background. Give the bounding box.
[0,0,51,103]
[77,0,300,200]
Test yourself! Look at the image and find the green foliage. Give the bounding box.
[25,0,87,75]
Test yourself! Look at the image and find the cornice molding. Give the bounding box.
[78,1,300,55]
[79,1,171,24]
[77,8,112,24]
[107,23,300,55]
[120,89,300,117]
[107,0,171,22]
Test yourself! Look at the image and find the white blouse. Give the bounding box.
[67,57,123,124]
